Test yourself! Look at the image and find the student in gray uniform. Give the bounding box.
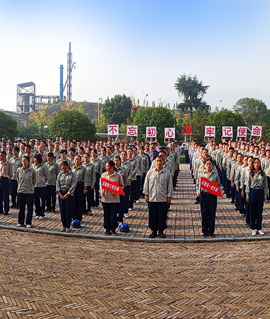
[16,155,36,228]
[56,161,77,233]
[83,153,96,215]
[10,146,22,208]
[45,152,60,213]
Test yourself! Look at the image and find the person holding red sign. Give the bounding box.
[101,160,124,236]
[197,157,221,238]
[246,158,268,236]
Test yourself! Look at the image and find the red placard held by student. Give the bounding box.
[200,177,223,197]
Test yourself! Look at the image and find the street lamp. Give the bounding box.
[144,94,148,107]
[98,98,102,123]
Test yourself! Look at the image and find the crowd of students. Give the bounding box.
[191,138,269,237]
[0,136,180,237]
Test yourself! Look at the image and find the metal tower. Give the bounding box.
[67,42,72,101]
[17,82,36,113]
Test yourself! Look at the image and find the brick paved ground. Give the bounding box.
[1,165,270,318]
[1,164,270,241]
[1,230,270,318]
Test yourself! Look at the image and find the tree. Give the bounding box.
[29,107,52,139]
[191,108,209,144]
[174,74,210,117]
[233,98,270,128]
[207,110,245,142]
[49,108,96,141]
[0,110,17,140]
[132,107,175,142]
[101,94,132,125]
[17,123,40,139]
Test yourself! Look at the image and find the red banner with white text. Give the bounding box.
[200,177,223,197]
[101,178,125,196]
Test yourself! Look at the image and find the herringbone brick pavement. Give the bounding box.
[1,164,270,241]
[1,230,270,318]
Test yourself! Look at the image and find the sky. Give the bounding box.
[1,0,270,112]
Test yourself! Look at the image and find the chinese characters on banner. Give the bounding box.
[251,125,262,137]
[237,126,247,138]
[126,125,138,137]
[205,126,215,137]
[222,126,233,137]
[164,128,175,139]
[146,127,157,138]
[107,124,119,136]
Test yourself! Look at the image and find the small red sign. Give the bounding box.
[200,177,223,197]
[101,178,125,195]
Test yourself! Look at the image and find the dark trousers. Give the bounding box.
[73,183,84,221]
[140,173,146,197]
[123,185,131,215]
[135,175,141,200]
[184,150,190,164]
[173,168,179,188]
[34,186,47,216]
[226,178,231,197]
[11,179,18,206]
[18,193,34,225]
[236,187,244,214]
[249,188,264,230]
[46,185,56,211]
[0,177,10,213]
[93,173,100,207]
[222,169,227,193]
[84,186,93,212]
[267,177,270,200]
[243,185,250,224]
[148,201,168,232]
[118,194,125,223]
[129,180,137,208]
[231,183,235,202]
[59,190,74,228]
[102,202,119,232]
[200,192,217,235]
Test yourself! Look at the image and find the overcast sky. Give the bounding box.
[1,0,270,112]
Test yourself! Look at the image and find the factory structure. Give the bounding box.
[16,43,76,114]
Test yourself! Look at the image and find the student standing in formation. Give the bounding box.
[120,150,132,219]
[72,155,87,222]
[56,161,77,232]
[45,152,60,213]
[100,160,124,236]
[16,155,36,227]
[32,153,49,220]
[0,151,13,215]
[246,158,268,236]
[82,153,96,216]
[90,149,103,207]
[143,155,172,238]
[10,146,22,208]
[197,157,221,238]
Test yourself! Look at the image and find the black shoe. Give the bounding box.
[203,233,209,238]
[11,204,16,208]
[230,200,235,204]
[149,231,157,238]
[195,200,199,204]
[4,212,8,215]
[159,230,166,238]
[227,195,232,198]
[104,231,111,236]
[209,233,215,238]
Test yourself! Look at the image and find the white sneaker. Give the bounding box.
[258,230,264,235]
[135,200,140,203]
[128,208,132,211]
[16,224,24,227]
[26,224,32,228]
[39,216,44,220]
[34,216,39,219]
[252,229,257,236]
[124,213,129,218]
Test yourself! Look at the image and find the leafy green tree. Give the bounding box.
[132,107,175,142]
[49,108,96,141]
[17,123,40,139]
[175,74,210,117]
[0,110,17,140]
[102,94,132,125]
[29,107,52,138]
[191,108,209,144]
[207,110,245,142]
[233,98,270,127]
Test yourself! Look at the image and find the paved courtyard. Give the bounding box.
[1,165,270,317]
[1,164,270,241]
